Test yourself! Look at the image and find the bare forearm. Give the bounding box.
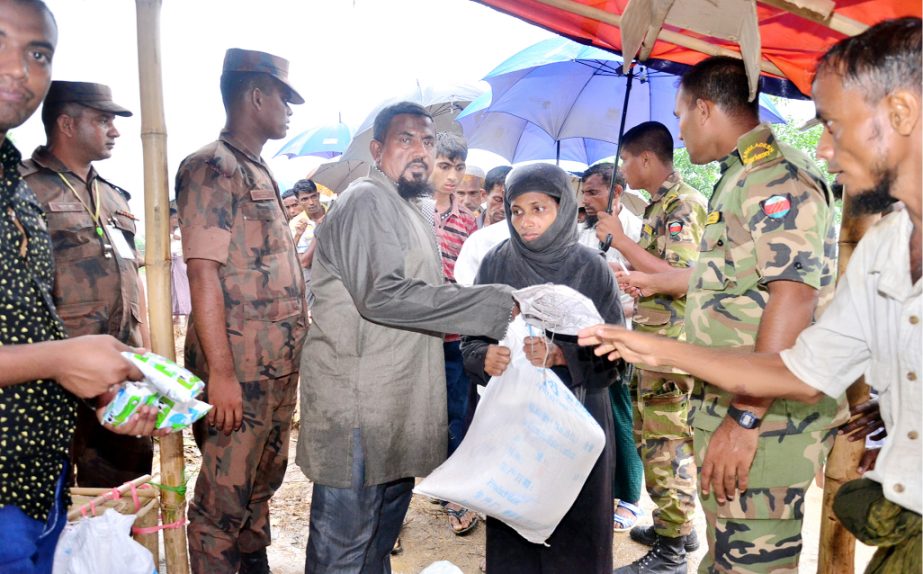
[649,268,692,297]
[300,240,316,269]
[612,237,674,273]
[0,341,66,387]
[657,339,819,402]
[187,260,235,378]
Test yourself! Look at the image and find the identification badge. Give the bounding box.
[105,224,135,260]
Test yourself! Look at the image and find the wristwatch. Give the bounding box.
[727,404,762,429]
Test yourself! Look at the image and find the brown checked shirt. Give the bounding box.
[21,146,144,346]
[176,132,307,383]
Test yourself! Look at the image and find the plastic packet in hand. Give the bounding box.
[100,352,211,431]
[513,284,603,335]
[122,351,204,402]
[100,381,212,431]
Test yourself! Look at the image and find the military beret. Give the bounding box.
[44,81,132,117]
[222,48,304,105]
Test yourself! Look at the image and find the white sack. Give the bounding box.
[415,317,605,544]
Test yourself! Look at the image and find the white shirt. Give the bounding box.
[781,208,922,514]
[454,221,511,287]
[577,206,644,269]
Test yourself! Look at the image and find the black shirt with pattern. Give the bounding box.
[0,137,75,522]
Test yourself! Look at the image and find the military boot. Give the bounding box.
[239,548,272,574]
[629,524,700,552]
[613,535,686,574]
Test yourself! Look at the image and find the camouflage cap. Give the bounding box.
[222,48,305,105]
[44,81,132,117]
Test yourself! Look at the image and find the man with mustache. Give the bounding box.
[176,48,307,574]
[21,81,152,490]
[298,101,517,573]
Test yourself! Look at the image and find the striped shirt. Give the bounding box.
[435,195,477,343]
[434,195,478,283]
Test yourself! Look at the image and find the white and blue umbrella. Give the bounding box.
[469,37,784,166]
[275,120,352,159]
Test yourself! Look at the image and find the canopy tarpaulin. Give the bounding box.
[473,0,921,97]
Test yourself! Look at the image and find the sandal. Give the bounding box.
[613,500,642,532]
[445,503,479,535]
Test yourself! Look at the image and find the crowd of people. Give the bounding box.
[0,1,918,573]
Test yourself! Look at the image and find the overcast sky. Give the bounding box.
[12,0,555,222]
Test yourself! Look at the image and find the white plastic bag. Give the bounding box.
[420,561,463,574]
[53,508,156,574]
[415,317,605,544]
[513,284,604,335]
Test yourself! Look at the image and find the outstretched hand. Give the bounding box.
[576,324,663,365]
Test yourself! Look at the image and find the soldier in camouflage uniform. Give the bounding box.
[596,122,706,573]
[675,58,846,574]
[20,81,153,488]
[177,49,307,574]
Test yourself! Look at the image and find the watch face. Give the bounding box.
[741,413,756,427]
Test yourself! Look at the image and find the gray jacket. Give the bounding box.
[296,168,514,488]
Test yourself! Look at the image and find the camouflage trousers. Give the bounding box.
[834,477,922,574]
[187,372,298,574]
[694,426,835,574]
[632,368,697,537]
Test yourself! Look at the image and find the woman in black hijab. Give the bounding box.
[461,163,626,573]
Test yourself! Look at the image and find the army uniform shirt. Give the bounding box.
[686,124,846,435]
[0,139,74,522]
[21,146,143,347]
[633,173,706,346]
[176,132,307,382]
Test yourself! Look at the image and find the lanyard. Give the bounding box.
[57,173,113,258]
[57,172,103,237]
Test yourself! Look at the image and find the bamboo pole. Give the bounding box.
[757,0,868,37]
[816,193,881,573]
[134,1,189,572]
[532,0,787,77]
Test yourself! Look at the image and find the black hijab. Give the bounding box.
[500,163,580,285]
[476,162,626,389]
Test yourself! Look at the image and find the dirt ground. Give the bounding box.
[156,433,875,574]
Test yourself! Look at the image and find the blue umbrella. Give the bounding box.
[477,36,786,248]
[467,38,784,165]
[457,91,619,165]
[274,120,352,159]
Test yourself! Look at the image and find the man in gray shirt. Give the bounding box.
[297,101,516,573]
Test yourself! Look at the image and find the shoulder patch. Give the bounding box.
[760,194,792,219]
[662,190,680,209]
[741,141,779,165]
[667,220,683,238]
[706,211,722,226]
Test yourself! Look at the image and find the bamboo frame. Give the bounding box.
[757,0,868,36]
[817,194,881,573]
[135,1,189,572]
[66,474,155,522]
[532,0,787,76]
